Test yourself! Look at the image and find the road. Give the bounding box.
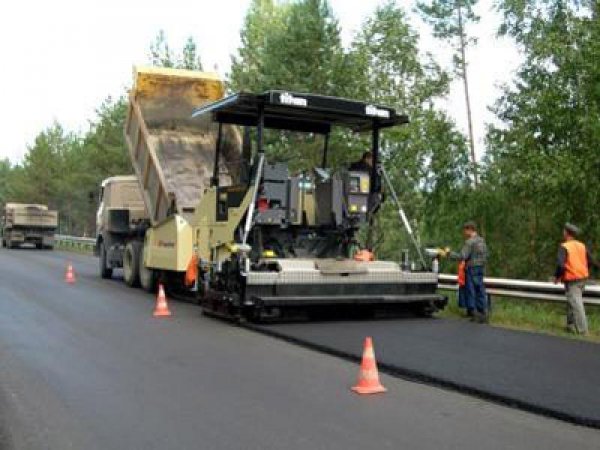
[0,249,599,450]
[254,314,600,427]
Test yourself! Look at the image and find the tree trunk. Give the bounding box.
[457,4,478,187]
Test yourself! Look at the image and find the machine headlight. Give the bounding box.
[360,178,370,193]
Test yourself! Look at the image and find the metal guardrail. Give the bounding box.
[54,234,96,253]
[438,274,600,306]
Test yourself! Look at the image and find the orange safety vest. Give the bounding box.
[185,254,199,287]
[561,240,589,281]
[457,260,466,287]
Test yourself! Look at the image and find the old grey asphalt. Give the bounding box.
[0,248,598,449]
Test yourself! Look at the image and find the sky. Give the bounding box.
[0,0,521,164]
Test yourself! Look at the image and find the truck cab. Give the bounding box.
[95,176,149,280]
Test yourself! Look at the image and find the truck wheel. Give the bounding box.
[99,242,113,279]
[123,241,141,288]
[139,244,156,293]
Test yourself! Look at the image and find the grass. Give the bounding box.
[438,291,600,342]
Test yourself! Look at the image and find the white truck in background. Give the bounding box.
[1,203,58,249]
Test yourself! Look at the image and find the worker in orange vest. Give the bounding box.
[554,223,598,335]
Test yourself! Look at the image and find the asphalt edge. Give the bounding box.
[244,323,600,430]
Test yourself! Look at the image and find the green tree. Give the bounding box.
[417,0,480,186]
[349,2,471,259]
[149,30,203,70]
[181,36,203,70]
[149,30,175,68]
[18,123,75,205]
[2,97,132,235]
[483,0,600,278]
[229,0,351,169]
[2,123,85,233]
[0,158,11,208]
[230,0,348,94]
[228,0,471,259]
[83,96,130,177]
[229,0,287,92]
[76,96,131,234]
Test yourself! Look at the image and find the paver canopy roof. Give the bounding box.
[192,91,409,134]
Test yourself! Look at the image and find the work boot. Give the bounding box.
[466,309,475,318]
[474,311,489,324]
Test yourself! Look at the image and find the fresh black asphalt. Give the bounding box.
[0,248,599,449]
[253,316,600,427]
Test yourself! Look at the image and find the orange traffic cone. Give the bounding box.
[352,337,386,395]
[65,263,76,284]
[153,283,172,317]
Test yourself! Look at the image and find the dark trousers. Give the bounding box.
[466,266,487,314]
[458,285,474,311]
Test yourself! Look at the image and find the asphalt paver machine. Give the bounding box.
[190,91,447,320]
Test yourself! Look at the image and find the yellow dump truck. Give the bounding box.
[97,66,446,321]
[96,66,240,290]
[2,203,58,249]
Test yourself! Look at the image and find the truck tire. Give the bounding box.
[123,241,141,288]
[99,242,113,279]
[139,244,156,293]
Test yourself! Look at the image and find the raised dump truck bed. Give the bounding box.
[2,203,58,249]
[97,67,241,289]
[124,67,240,224]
